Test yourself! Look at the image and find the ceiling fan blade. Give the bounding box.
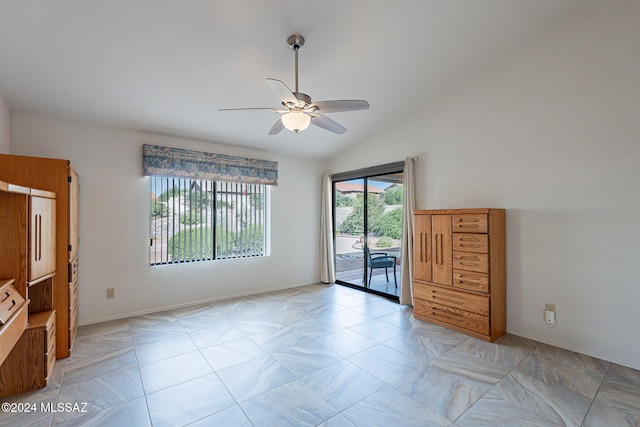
[218,107,283,112]
[309,100,369,113]
[310,114,347,134]
[266,78,297,105]
[268,118,285,135]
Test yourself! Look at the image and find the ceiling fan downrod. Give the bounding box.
[287,34,305,94]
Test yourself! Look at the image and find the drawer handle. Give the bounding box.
[8,299,16,311]
[460,262,480,268]
[435,234,444,265]
[1,291,10,302]
[432,292,464,307]
[458,224,480,229]
[458,275,481,283]
[459,243,480,248]
[432,306,463,319]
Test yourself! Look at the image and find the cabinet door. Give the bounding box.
[29,196,56,282]
[431,215,452,286]
[68,167,79,262]
[413,214,432,282]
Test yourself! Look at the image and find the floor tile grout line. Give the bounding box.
[579,361,612,427]
[130,323,156,427]
[447,348,538,426]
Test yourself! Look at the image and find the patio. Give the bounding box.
[335,246,401,298]
[336,267,402,297]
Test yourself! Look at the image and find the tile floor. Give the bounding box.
[1,283,639,426]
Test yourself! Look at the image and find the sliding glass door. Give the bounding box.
[333,164,404,299]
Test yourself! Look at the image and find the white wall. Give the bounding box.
[11,113,324,324]
[0,92,10,153]
[329,0,640,370]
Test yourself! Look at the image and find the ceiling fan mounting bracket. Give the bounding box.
[287,34,305,51]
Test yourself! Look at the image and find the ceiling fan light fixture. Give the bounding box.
[281,110,311,133]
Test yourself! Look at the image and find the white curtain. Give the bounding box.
[399,157,416,305]
[320,174,336,283]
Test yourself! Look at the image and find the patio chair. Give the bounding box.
[364,246,397,288]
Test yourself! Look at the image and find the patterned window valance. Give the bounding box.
[142,144,278,186]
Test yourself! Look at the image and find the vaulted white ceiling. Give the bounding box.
[0,1,588,159]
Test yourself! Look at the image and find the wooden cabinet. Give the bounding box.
[0,154,79,358]
[413,209,506,341]
[413,214,454,286]
[0,180,58,397]
[67,167,79,351]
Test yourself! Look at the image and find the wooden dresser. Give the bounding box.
[413,209,506,341]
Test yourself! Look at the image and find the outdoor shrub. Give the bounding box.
[335,192,353,207]
[150,199,167,219]
[168,226,215,260]
[376,236,393,248]
[180,209,204,225]
[341,193,385,235]
[371,208,403,239]
[382,185,403,205]
[168,225,265,260]
[231,225,265,257]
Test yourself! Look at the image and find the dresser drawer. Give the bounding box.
[69,296,78,332]
[453,251,489,273]
[452,214,488,233]
[69,277,78,308]
[24,309,56,383]
[454,270,489,293]
[45,322,56,379]
[69,294,78,350]
[414,282,489,316]
[46,317,56,347]
[0,281,26,325]
[453,233,488,253]
[414,299,490,335]
[68,258,78,283]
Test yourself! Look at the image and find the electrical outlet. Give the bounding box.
[544,303,556,324]
[107,288,116,299]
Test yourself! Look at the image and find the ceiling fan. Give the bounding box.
[219,34,369,135]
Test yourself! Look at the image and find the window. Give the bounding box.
[143,144,277,266]
[149,177,269,265]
